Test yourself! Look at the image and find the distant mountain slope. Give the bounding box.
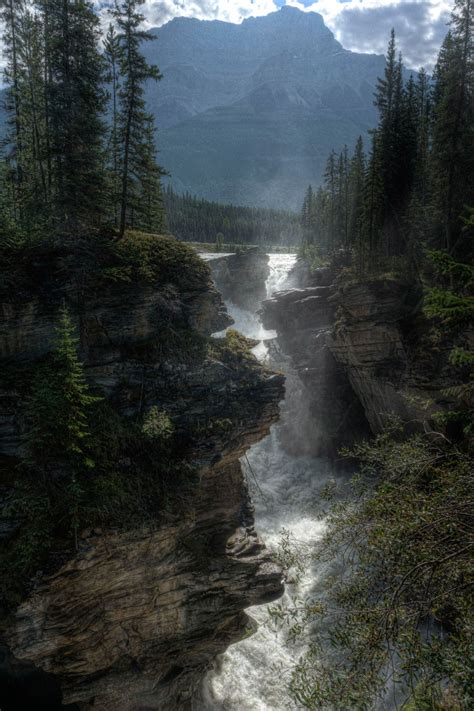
[0,7,387,210]
[144,7,386,208]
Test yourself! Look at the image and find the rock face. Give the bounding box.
[6,463,282,710]
[262,280,369,456]
[263,262,470,451]
[206,247,270,312]
[143,7,384,208]
[0,236,284,710]
[326,277,467,434]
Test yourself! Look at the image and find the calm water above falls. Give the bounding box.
[200,254,344,711]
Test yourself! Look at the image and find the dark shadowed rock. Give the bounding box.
[207,247,270,312]
[0,235,284,710]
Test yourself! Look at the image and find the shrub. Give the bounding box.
[271,429,474,710]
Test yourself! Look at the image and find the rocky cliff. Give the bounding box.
[262,278,369,456]
[206,247,270,311]
[262,261,469,453]
[0,234,284,710]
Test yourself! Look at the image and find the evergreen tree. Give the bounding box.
[104,22,121,228]
[26,306,99,473]
[348,136,366,268]
[431,0,474,252]
[323,150,337,251]
[1,0,26,223]
[301,184,314,244]
[362,131,384,269]
[112,0,165,237]
[37,0,108,234]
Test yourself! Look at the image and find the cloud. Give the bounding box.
[93,0,277,27]
[313,0,452,70]
[93,0,454,70]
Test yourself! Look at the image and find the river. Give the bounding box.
[200,254,344,711]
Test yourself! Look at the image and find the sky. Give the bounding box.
[94,0,455,70]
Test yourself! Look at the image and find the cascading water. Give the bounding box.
[200,255,344,710]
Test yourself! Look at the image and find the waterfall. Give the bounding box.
[200,255,342,710]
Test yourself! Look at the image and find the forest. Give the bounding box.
[0,0,165,241]
[299,24,473,273]
[163,186,302,248]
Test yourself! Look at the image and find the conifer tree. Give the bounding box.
[362,131,384,268]
[104,23,121,227]
[301,184,314,244]
[1,0,26,223]
[112,0,165,237]
[26,306,99,474]
[348,136,366,267]
[324,150,337,251]
[431,0,474,251]
[37,0,107,234]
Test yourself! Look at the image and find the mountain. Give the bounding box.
[145,7,386,209]
[0,7,387,210]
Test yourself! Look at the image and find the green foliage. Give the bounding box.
[142,407,174,442]
[275,431,474,710]
[300,4,474,272]
[25,306,100,472]
[0,304,201,610]
[0,0,166,239]
[163,186,302,247]
[215,232,224,252]
[209,329,259,363]
[112,0,166,237]
[423,249,473,434]
[298,244,328,274]
[424,287,474,323]
[96,230,210,288]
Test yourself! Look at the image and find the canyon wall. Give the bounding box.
[262,261,469,453]
[207,247,270,311]
[0,235,284,710]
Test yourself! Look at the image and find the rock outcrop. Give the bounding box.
[261,281,369,456]
[263,261,470,451]
[326,277,469,434]
[206,247,270,311]
[0,234,284,710]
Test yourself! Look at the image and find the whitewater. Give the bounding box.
[199,254,344,711]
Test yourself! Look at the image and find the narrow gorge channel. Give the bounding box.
[201,254,345,711]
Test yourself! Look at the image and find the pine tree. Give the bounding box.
[1,0,26,223]
[104,22,121,228]
[26,306,100,474]
[112,0,165,237]
[431,0,474,251]
[301,184,314,244]
[324,150,337,251]
[348,136,366,269]
[413,67,431,209]
[362,131,384,270]
[37,0,107,234]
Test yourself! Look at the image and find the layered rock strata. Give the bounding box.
[0,235,284,710]
[263,261,470,451]
[262,282,369,455]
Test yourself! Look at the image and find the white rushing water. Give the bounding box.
[201,254,343,711]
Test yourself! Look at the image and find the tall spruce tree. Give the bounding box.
[431,0,474,252]
[1,0,26,224]
[323,150,337,251]
[36,0,107,234]
[348,136,366,268]
[112,0,165,238]
[104,22,121,228]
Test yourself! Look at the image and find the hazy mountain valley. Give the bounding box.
[146,7,384,208]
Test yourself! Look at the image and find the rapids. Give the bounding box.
[200,254,344,711]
